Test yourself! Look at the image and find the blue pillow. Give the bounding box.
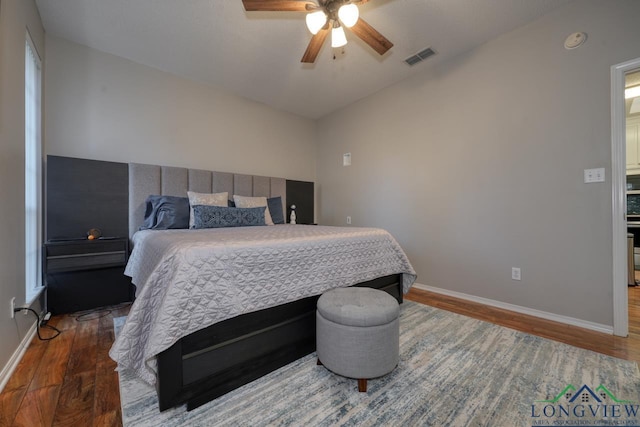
[267,196,285,225]
[140,195,190,230]
[192,205,266,229]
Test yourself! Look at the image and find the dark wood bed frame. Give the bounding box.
[156,274,404,411]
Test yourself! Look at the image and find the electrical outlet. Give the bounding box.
[40,312,51,326]
[511,267,521,281]
[10,297,15,319]
[346,216,352,225]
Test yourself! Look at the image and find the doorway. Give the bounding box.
[612,57,640,337]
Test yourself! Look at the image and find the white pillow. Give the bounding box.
[187,191,228,228]
[233,195,274,226]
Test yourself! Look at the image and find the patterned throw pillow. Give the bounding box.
[192,205,266,229]
[187,191,228,228]
[233,195,274,225]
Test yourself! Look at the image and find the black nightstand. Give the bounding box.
[44,238,133,314]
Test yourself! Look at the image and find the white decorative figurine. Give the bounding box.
[290,205,296,224]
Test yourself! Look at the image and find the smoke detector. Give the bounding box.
[564,32,587,50]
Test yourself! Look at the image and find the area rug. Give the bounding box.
[115,301,640,427]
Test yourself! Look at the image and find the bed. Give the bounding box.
[109,163,417,411]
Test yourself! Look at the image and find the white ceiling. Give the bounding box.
[35,0,571,119]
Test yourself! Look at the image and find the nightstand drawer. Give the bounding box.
[46,250,127,272]
[45,240,126,257]
[43,237,133,314]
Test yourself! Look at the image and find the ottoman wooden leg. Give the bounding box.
[317,358,323,366]
[358,379,367,392]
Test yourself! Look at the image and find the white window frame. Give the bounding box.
[25,30,43,304]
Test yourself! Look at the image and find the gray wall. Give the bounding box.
[317,0,640,327]
[44,36,317,182]
[0,0,45,377]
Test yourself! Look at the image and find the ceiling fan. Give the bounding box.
[242,0,393,63]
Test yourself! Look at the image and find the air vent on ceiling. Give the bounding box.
[404,47,436,66]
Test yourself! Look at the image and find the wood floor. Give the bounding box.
[1,287,639,426]
[0,304,130,427]
[408,286,640,364]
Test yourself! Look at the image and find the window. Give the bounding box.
[25,32,42,302]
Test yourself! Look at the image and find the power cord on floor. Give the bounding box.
[68,301,132,322]
[14,307,61,341]
[73,308,112,322]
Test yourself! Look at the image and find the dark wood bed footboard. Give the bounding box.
[156,274,404,411]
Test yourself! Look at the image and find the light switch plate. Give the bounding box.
[343,153,351,167]
[584,168,605,183]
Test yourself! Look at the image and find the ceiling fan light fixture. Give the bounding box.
[306,10,327,35]
[331,25,347,48]
[241,0,393,64]
[338,3,359,28]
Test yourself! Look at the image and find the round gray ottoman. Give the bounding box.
[316,287,400,392]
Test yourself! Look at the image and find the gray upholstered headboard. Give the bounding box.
[129,163,286,238]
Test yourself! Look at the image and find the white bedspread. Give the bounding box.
[109,225,416,385]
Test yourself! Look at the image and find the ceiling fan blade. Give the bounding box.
[242,0,315,12]
[301,28,329,63]
[350,17,393,56]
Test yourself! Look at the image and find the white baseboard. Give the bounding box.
[413,283,614,335]
[0,322,38,393]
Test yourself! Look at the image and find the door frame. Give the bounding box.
[611,56,640,337]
